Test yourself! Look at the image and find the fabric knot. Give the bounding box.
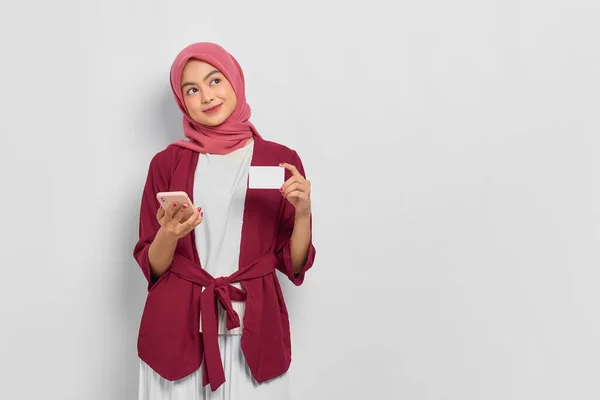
[168,251,278,392]
[214,277,230,287]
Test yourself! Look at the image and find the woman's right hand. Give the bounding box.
[156,202,203,243]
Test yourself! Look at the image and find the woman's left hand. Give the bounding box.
[279,163,311,216]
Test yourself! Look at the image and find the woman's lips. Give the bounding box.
[203,104,222,114]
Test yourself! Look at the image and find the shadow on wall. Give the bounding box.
[113,88,183,399]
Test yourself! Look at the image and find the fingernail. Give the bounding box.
[201,211,204,217]
[172,202,177,207]
[182,204,187,209]
[197,207,202,212]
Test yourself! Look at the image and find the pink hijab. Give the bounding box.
[168,42,262,154]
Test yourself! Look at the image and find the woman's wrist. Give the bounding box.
[295,210,311,220]
[156,226,179,245]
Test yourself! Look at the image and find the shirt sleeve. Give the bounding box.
[274,150,316,286]
[133,152,170,290]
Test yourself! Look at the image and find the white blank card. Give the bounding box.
[248,166,284,189]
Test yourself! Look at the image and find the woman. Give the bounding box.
[133,42,316,400]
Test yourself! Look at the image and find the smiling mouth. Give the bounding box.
[203,104,223,114]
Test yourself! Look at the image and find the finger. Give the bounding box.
[165,202,182,219]
[171,204,188,224]
[182,209,203,235]
[180,203,197,223]
[279,163,302,177]
[156,207,165,220]
[187,208,203,227]
[286,180,311,196]
[280,175,301,192]
[285,190,309,201]
[193,209,204,227]
[282,182,303,197]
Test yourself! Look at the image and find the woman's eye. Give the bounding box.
[210,78,220,86]
[187,88,198,95]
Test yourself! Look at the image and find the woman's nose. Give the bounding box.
[201,88,215,104]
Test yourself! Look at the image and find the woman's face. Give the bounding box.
[180,59,237,126]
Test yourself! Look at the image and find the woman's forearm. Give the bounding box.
[148,228,178,278]
[290,212,311,274]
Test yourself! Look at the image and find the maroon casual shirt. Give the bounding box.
[133,137,316,391]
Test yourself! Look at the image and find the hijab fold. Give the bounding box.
[169,42,261,155]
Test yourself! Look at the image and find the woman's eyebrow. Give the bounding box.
[203,70,221,80]
[181,70,221,89]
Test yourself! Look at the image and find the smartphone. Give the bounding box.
[156,191,195,222]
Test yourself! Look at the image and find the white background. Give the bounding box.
[1,0,599,399]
